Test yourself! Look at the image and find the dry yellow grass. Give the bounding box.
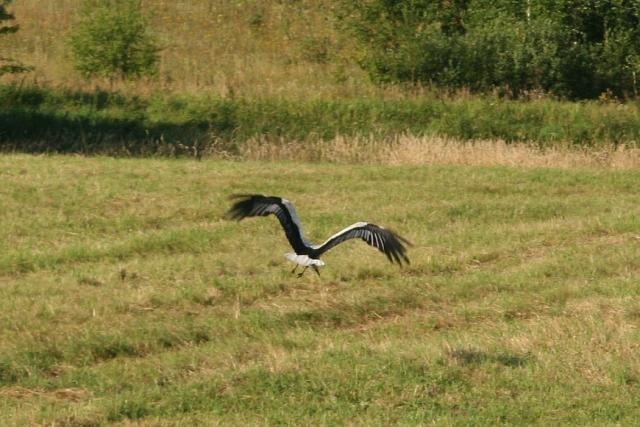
[1,0,371,98]
[232,135,640,169]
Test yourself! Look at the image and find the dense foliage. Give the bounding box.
[337,0,640,99]
[68,0,159,81]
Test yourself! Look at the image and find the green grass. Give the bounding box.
[1,154,640,425]
[3,85,640,154]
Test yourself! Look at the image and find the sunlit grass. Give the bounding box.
[0,0,367,99]
[1,154,640,425]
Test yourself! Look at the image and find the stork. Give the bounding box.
[224,194,411,277]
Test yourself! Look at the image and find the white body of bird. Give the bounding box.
[284,252,325,267]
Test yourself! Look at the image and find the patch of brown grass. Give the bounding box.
[0,386,90,402]
[232,134,640,169]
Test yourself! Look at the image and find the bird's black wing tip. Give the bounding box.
[388,229,413,247]
[400,254,411,266]
[386,229,411,267]
[370,224,413,246]
[224,194,260,220]
[391,252,411,267]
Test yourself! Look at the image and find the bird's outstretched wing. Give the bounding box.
[224,194,310,254]
[313,222,411,265]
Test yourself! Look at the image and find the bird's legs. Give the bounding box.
[295,265,320,278]
[297,266,308,277]
[290,265,298,274]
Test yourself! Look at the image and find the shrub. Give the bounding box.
[336,0,640,99]
[68,0,159,81]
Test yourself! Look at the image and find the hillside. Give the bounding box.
[1,0,369,98]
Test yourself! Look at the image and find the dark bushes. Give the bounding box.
[336,0,640,99]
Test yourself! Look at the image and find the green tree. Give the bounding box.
[336,0,640,99]
[69,0,159,81]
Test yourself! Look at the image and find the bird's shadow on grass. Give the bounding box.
[444,348,533,368]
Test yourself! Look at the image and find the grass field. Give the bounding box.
[4,1,640,424]
[1,154,640,425]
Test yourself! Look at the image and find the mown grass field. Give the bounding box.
[1,154,640,425]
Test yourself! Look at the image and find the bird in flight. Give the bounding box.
[225,194,411,277]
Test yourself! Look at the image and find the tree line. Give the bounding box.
[337,0,640,99]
